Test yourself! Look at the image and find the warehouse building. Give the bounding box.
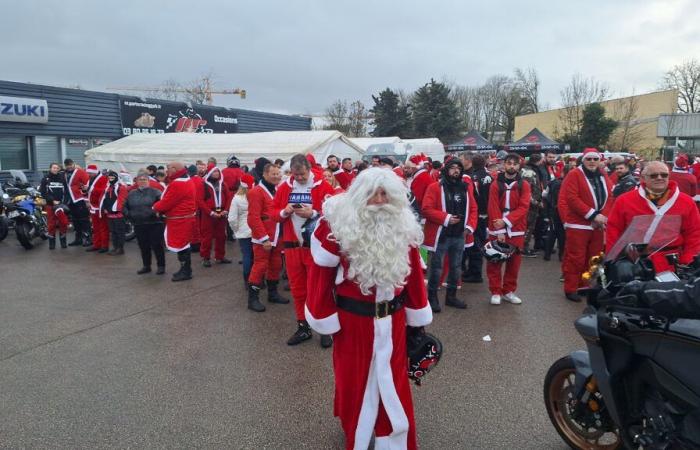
[0,80,311,179]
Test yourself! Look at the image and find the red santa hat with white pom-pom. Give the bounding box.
[582,148,601,159]
[405,153,430,168]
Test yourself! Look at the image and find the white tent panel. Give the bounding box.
[348,137,400,151]
[84,130,364,173]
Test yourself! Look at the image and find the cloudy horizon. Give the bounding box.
[2,0,698,117]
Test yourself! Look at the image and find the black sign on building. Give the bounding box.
[119,98,239,135]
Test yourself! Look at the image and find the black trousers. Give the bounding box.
[544,213,565,260]
[69,201,90,235]
[108,217,126,249]
[463,216,487,277]
[135,223,165,268]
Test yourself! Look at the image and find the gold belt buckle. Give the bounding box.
[375,301,390,319]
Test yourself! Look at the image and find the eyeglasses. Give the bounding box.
[647,173,669,179]
[584,158,600,162]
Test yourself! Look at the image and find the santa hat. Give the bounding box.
[86,164,99,174]
[582,148,601,159]
[240,174,255,189]
[674,154,689,170]
[305,153,320,167]
[405,153,429,168]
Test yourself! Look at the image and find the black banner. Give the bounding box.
[119,98,238,136]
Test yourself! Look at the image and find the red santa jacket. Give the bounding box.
[669,169,697,199]
[88,173,108,216]
[247,182,281,246]
[421,177,478,251]
[189,175,205,213]
[100,182,127,217]
[271,174,335,244]
[545,163,563,180]
[487,174,531,238]
[408,168,434,212]
[67,168,90,203]
[606,182,700,270]
[201,167,232,217]
[222,167,244,193]
[153,171,197,218]
[332,168,355,190]
[559,166,613,230]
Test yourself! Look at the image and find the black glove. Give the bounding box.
[615,280,645,307]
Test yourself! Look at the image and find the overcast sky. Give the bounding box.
[2,0,698,117]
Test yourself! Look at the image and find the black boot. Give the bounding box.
[247,284,266,312]
[428,290,441,313]
[156,266,165,275]
[59,235,67,249]
[68,226,83,246]
[320,334,333,348]
[445,288,467,309]
[137,266,151,275]
[48,237,56,250]
[82,229,92,247]
[172,250,193,282]
[287,320,312,346]
[267,280,290,304]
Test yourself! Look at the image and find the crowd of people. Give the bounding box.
[35,147,700,449]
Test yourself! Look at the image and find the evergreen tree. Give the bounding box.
[579,103,617,149]
[369,88,411,137]
[411,79,461,143]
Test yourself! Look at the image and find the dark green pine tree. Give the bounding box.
[411,79,461,143]
[369,88,412,137]
[579,103,618,150]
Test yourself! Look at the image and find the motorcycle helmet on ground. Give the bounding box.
[483,240,516,262]
[227,154,240,168]
[407,327,443,386]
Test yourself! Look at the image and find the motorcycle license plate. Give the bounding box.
[7,210,19,218]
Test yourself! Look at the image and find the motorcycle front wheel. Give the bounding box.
[15,221,35,250]
[0,216,8,241]
[544,356,621,449]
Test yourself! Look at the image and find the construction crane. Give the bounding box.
[107,79,246,105]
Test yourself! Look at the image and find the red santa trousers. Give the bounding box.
[199,215,227,260]
[334,308,418,450]
[563,228,604,294]
[90,212,110,250]
[46,205,69,235]
[249,244,283,286]
[285,246,313,320]
[191,212,202,245]
[486,236,524,295]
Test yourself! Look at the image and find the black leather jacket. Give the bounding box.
[123,187,162,225]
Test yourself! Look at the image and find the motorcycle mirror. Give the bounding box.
[625,243,641,262]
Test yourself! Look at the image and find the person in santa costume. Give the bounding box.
[153,161,198,282]
[669,154,697,199]
[222,154,244,194]
[422,158,477,311]
[85,164,110,253]
[306,167,432,450]
[100,171,128,255]
[333,157,356,190]
[403,153,435,219]
[544,150,563,181]
[486,153,531,305]
[199,163,232,266]
[271,153,335,347]
[188,161,207,253]
[558,148,613,302]
[63,158,91,247]
[607,161,700,272]
[39,162,70,250]
[246,163,290,312]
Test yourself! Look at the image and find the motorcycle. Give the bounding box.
[544,214,700,449]
[3,171,48,249]
[0,185,10,241]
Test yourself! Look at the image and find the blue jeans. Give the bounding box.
[238,238,253,282]
[428,235,464,291]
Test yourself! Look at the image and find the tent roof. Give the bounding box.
[348,137,400,151]
[446,130,495,151]
[84,130,364,171]
[507,128,561,151]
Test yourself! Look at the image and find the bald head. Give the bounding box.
[642,161,669,194]
[167,161,184,177]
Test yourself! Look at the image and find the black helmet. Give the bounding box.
[227,154,240,168]
[407,329,443,386]
[483,240,516,262]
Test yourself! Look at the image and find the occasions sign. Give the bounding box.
[0,95,49,124]
[119,99,238,135]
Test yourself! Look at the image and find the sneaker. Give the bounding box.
[521,249,538,258]
[202,259,212,268]
[320,334,333,348]
[287,323,313,346]
[503,292,523,304]
[559,274,564,282]
[490,295,501,305]
[216,258,232,264]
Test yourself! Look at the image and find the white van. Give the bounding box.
[363,138,445,164]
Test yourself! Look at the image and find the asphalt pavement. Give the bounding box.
[0,233,583,449]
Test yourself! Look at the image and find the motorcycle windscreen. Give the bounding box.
[606,214,682,262]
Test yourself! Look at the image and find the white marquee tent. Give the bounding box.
[348,136,400,152]
[84,130,365,173]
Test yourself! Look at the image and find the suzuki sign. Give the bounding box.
[0,96,49,124]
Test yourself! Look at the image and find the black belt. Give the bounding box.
[284,241,310,249]
[336,294,404,319]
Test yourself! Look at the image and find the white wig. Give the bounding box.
[323,167,423,295]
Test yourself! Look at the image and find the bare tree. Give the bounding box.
[661,59,700,113]
[158,78,182,101]
[607,91,645,151]
[347,100,368,137]
[182,72,215,105]
[479,75,509,141]
[323,100,351,134]
[514,67,540,113]
[557,74,611,143]
[451,84,485,133]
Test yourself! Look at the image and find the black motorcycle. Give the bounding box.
[544,215,700,449]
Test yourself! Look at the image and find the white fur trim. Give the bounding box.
[465,225,474,234]
[442,214,451,227]
[251,236,270,244]
[564,223,594,230]
[502,216,513,229]
[584,208,596,220]
[637,184,680,216]
[405,303,433,327]
[164,225,191,252]
[304,304,340,335]
[310,231,340,267]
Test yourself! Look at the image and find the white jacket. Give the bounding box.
[228,194,251,239]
